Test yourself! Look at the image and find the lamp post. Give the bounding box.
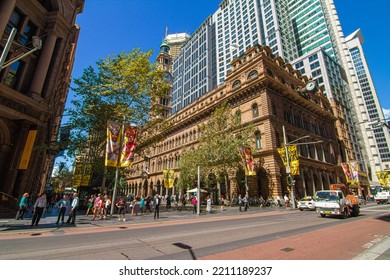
[282,126,322,208]
[0,28,42,70]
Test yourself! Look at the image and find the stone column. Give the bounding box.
[29,33,57,99]
[0,0,16,37]
[310,169,315,195]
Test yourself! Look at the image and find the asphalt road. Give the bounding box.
[0,203,389,260]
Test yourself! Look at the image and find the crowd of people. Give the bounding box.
[15,191,298,227]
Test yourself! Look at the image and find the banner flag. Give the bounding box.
[105,121,122,167]
[120,125,138,167]
[168,169,175,188]
[376,171,389,186]
[341,162,352,183]
[277,145,300,176]
[238,146,256,176]
[18,130,37,170]
[163,169,169,188]
[349,161,359,184]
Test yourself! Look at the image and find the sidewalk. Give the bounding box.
[0,204,282,233]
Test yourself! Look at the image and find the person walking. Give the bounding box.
[284,194,290,209]
[103,195,111,219]
[92,194,102,221]
[116,198,126,221]
[153,195,161,219]
[238,194,243,212]
[220,196,225,212]
[55,194,69,224]
[16,193,29,220]
[85,195,94,217]
[31,193,47,227]
[66,193,79,225]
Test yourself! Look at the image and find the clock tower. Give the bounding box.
[155,38,173,118]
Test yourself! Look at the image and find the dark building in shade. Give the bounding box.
[0,0,84,208]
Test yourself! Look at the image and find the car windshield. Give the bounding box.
[301,198,311,201]
[315,192,339,201]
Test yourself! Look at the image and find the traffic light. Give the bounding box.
[287,175,293,186]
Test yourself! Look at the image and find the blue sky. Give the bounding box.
[66,0,390,120]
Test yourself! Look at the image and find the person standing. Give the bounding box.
[192,196,197,214]
[206,196,212,213]
[31,193,47,227]
[16,193,29,220]
[116,198,126,221]
[220,196,225,212]
[243,195,249,211]
[284,194,290,209]
[55,194,69,224]
[139,196,145,214]
[153,195,161,219]
[66,193,79,225]
[238,194,243,212]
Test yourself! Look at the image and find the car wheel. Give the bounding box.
[299,208,303,211]
[320,213,326,217]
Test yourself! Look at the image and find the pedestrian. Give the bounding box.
[192,196,197,214]
[116,198,126,221]
[66,193,79,225]
[92,194,102,220]
[139,196,145,214]
[284,194,290,209]
[31,193,47,227]
[145,196,152,213]
[16,193,29,220]
[277,196,282,207]
[85,195,94,217]
[55,194,69,224]
[243,195,249,211]
[131,197,138,216]
[220,196,225,212]
[103,195,111,219]
[238,194,243,212]
[153,194,161,219]
[206,196,212,213]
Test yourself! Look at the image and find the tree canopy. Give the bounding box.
[177,102,255,190]
[65,49,170,188]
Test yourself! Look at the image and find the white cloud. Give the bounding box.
[383,108,390,119]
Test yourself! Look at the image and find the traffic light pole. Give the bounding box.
[283,126,296,208]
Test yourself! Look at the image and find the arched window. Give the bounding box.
[252,103,259,118]
[232,80,241,89]
[255,131,262,149]
[248,70,258,80]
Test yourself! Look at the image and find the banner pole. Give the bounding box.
[110,119,125,216]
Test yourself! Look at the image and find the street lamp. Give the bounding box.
[0,28,42,70]
[282,126,323,208]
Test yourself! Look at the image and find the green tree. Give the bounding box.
[66,49,170,189]
[177,102,254,193]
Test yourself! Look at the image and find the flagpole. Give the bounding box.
[110,119,125,216]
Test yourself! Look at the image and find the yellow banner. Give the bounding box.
[105,121,122,167]
[340,162,352,183]
[277,145,300,175]
[18,130,37,170]
[238,146,256,176]
[376,171,389,186]
[168,169,175,188]
[349,161,359,184]
[80,163,92,186]
[163,169,169,188]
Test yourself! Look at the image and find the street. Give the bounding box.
[0,203,389,260]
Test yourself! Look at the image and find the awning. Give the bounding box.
[186,188,208,193]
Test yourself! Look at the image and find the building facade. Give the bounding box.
[125,45,349,201]
[169,0,388,185]
[0,0,84,207]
